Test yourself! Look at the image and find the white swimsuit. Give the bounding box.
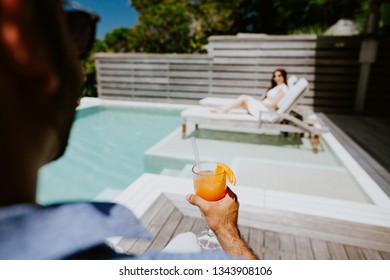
[247,84,289,116]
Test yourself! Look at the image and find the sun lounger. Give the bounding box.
[198,75,300,109]
[180,77,328,151]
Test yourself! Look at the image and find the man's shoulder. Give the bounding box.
[0,202,150,259]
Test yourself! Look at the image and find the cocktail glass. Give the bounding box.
[192,162,227,250]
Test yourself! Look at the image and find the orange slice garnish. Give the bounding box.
[216,162,236,186]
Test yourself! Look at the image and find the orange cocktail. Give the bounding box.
[192,162,235,201]
[191,162,236,249]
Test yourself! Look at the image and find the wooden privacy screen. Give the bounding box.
[95,34,389,115]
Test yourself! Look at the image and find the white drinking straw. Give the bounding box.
[191,137,200,164]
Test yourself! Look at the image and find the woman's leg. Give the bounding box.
[211,95,250,113]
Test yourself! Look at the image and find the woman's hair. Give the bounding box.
[268,68,288,90]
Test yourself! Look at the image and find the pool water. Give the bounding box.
[37,106,181,204]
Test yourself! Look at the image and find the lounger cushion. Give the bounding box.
[192,76,308,123]
[200,76,305,112]
[287,75,298,85]
[181,106,275,123]
[277,78,308,113]
[199,97,238,107]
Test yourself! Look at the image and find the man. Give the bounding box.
[0,0,257,260]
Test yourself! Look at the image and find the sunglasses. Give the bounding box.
[63,1,99,59]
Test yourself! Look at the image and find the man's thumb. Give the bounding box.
[186,193,207,209]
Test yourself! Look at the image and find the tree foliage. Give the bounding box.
[131,0,194,52]
[105,28,134,52]
[83,0,371,97]
[81,39,107,97]
[100,0,368,54]
[228,0,365,34]
[127,0,367,53]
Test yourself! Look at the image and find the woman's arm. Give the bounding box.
[263,88,285,110]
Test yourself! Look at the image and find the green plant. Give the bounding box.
[81,39,107,97]
[289,24,328,35]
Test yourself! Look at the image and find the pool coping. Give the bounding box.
[79,97,190,111]
[112,173,390,229]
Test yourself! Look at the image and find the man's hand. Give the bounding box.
[187,188,258,260]
[186,187,238,234]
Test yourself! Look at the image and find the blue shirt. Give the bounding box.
[0,202,232,260]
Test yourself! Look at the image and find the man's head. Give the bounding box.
[0,0,97,204]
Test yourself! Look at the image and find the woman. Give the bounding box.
[212,69,289,116]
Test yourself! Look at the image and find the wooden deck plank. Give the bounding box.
[311,239,331,260]
[114,194,389,260]
[248,228,264,260]
[263,231,280,260]
[239,226,250,241]
[379,251,390,260]
[148,209,184,251]
[172,216,198,236]
[328,242,349,260]
[344,245,366,260]
[279,233,297,260]
[117,194,169,251]
[239,208,390,252]
[128,199,176,255]
[295,236,314,260]
[191,217,207,236]
[362,248,384,260]
[239,208,390,237]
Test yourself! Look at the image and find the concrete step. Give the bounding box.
[178,164,193,178]
[93,188,122,202]
[160,164,194,179]
[160,168,182,177]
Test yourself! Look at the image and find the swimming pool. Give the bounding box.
[145,119,390,207]
[38,99,389,210]
[37,103,182,204]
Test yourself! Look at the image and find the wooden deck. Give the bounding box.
[320,114,390,197]
[116,194,390,260]
[111,113,390,260]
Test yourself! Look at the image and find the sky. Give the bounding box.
[76,0,138,39]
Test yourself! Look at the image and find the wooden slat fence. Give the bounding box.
[95,54,212,103]
[207,34,319,102]
[94,34,390,114]
[365,39,390,115]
